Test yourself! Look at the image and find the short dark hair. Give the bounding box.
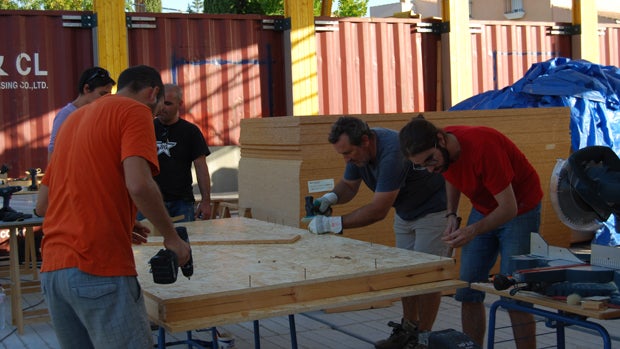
[328,116,372,145]
[117,65,164,101]
[77,66,115,94]
[399,114,439,157]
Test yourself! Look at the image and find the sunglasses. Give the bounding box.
[412,143,439,171]
[85,69,110,84]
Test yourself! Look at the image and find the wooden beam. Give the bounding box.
[284,0,320,116]
[93,0,128,86]
[572,0,600,63]
[321,0,333,17]
[440,0,473,108]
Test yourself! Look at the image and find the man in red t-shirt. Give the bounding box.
[36,65,190,349]
[399,116,542,349]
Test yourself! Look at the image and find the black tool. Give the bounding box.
[26,168,39,191]
[301,195,333,223]
[176,226,194,279]
[493,274,549,296]
[149,226,193,284]
[0,186,32,222]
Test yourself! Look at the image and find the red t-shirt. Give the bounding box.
[443,126,542,216]
[41,95,159,276]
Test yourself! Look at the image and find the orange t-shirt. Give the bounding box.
[41,94,159,276]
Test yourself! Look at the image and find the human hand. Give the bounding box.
[163,233,191,266]
[195,201,212,220]
[313,192,338,215]
[308,215,343,234]
[442,224,476,248]
[132,220,150,245]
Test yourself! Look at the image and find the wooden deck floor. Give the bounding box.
[2,289,620,349]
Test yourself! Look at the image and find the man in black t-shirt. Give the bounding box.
[152,84,212,221]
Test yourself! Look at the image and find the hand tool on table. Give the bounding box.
[26,168,40,191]
[0,186,32,222]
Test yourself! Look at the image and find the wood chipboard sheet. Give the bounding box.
[133,217,457,330]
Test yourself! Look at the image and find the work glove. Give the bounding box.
[313,192,338,215]
[308,215,343,235]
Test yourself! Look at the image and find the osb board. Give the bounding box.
[133,218,457,330]
[239,107,573,247]
[143,219,300,245]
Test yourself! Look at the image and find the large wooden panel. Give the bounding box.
[239,107,574,247]
[133,218,460,331]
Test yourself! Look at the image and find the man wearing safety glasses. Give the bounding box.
[399,115,542,349]
[308,116,450,349]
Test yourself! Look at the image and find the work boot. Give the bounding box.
[374,319,419,349]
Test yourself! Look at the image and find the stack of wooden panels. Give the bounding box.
[133,218,462,332]
[239,107,576,248]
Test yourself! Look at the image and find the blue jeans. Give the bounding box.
[137,199,195,222]
[455,203,541,303]
[40,268,153,349]
[164,200,195,222]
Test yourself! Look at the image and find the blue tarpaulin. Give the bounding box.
[449,57,620,245]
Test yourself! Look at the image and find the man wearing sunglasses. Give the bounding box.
[308,116,450,349]
[48,67,116,161]
[399,116,542,349]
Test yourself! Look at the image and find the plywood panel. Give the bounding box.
[133,218,459,331]
[239,107,573,247]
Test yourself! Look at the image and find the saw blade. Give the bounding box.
[549,159,602,232]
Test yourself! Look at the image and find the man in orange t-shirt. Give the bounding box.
[36,65,190,349]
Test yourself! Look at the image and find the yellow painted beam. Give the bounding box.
[284,0,319,116]
[440,0,473,109]
[572,0,600,63]
[93,0,128,87]
[321,0,333,17]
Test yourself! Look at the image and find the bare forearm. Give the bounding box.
[195,161,211,206]
[35,184,49,216]
[332,179,359,204]
[342,205,388,228]
[131,179,176,237]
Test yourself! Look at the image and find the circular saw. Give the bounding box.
[550,146,620,232]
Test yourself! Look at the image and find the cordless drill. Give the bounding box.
[0,186,31,222]
[149,226,194,284]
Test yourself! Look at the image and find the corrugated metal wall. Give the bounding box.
[600,24,620,67]
[1,11,619,177]
[0,10,95,177]
[316,17,434,115]
[126,13,287,146]
[470,20,572,93]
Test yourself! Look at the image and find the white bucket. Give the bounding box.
[217,333,235,349]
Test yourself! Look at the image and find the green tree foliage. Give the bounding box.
[204,0,326,16]
[189,0,203,13]
[0,0,93,10]
[334,0,368,17]
[142,0,161,12]
[0,0,163,11]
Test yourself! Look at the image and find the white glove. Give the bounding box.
[314,192,338,215]
[308,215,343,234]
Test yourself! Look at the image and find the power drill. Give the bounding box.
[0,186,32,222]
[149,226,194,284]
